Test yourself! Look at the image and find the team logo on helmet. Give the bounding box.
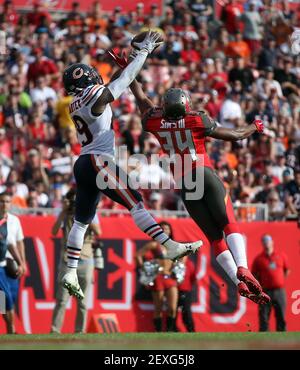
[73,67,84,79]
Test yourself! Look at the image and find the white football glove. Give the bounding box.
[132,31,164,54]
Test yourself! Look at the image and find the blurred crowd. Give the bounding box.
[0,0,299,221]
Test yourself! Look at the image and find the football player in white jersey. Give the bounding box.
[61,31,202,299]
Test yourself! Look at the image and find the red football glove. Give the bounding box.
[107,50,128,69]
[253,119,264,133]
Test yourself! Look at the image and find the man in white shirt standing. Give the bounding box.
[4,193,26,317]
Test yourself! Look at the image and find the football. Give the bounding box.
[131,30,164,51]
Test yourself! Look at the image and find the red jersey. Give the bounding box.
[143,108,217,177]
[178,258,196,292]
[252,251,289,290]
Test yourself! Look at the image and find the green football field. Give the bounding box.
[0,332,299,350]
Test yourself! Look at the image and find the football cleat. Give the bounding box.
[62,269,84,300]
[238,282,271,305]
[237,266,262,295]
[166,241,203,261]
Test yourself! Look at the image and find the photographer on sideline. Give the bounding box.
[50,188,102,333]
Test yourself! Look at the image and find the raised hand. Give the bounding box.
[107,50,128,69]
[132,31,164,54]
[253,119,264,133]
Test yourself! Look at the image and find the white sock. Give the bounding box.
[130,202,175,247]
[66,220,89,268]
[216,250,240,286]
[226,233,248,268]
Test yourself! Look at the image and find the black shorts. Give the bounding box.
[180,167,237,242]
[73,154,142,224]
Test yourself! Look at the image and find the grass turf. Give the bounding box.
[0,332,300,350]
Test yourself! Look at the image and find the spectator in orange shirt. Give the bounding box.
[225,31,251,61]
[86,1,108,33]
[91,53,112,85]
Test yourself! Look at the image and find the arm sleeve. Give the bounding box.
[198,111,218,136]
[107,51,148,100]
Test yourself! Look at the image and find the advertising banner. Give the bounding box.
[0,216,299,334]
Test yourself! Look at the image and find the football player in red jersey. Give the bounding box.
[108,50,271,305]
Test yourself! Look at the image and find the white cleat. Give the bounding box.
[62,269,84,300]
[165,240,203,261]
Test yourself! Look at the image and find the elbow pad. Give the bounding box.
[108,50,148,100]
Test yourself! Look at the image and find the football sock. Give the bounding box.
[66,220,89,268]
[130,202,176,247]
[226,233,248,268]
[153,317,162,332]
[216,250,240,286]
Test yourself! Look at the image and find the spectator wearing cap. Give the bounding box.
[252,234,290,331]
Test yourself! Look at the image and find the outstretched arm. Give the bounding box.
[130,79,155,115]
[92,32,163,116]
[208,119,264,141]
[107,49,154,115]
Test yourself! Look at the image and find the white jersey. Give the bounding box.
[6,213,25,259]
[69,84,115,157]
